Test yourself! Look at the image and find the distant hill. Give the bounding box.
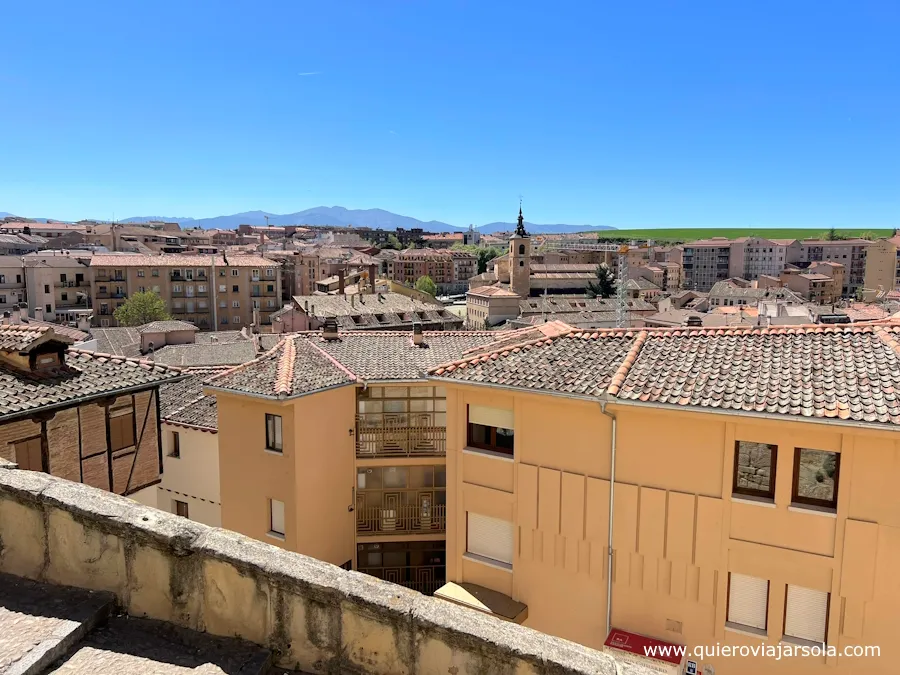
[119,206,617,234]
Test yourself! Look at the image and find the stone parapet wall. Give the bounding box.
[0,464,644,674]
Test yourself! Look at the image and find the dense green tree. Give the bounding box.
[451,243,504,274]
[385,234,403,250]
[585,263,616,298]
[113,291,171,326]
[414,275,438,297]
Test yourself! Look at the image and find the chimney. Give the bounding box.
[412,322,425,346]
[351,294,355,308]
[10,305,21,325]
[34,307,43,322]
[322,317,339,341]
[1,311,9,325]
[338,269,345,295]
[304,300,309,313]
[369,264,377,293]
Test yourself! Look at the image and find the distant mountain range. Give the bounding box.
[120,206,617,235]
[2,206,617,234]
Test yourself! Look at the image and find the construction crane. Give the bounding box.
[543,241,631,327]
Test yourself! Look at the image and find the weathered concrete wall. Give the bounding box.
[0,463,639,675]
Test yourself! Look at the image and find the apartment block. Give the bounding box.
[682,239,742,291]
[428,322,899,674]
[384,248,477,294]
[23,252,93,323]
[742,237,801,280]
[0,256,26,313]
[800,239,871,294]
[208,329,505,596]
[863,235,900,292]
[89,254,280,329]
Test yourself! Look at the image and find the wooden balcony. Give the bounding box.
[356,502,446,536]
[356,416,446,458]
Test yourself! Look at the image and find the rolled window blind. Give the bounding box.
[468,405,514,430]
[727,573,768,631]
[467,512,514,565]
[785,585,828,644]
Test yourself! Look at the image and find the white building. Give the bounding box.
[742,237,801,280]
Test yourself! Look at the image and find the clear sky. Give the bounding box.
[1,1,898,228]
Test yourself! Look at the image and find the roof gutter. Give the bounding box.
[427,376,600,404]
[203,379,357,402]
[606,396,900,434]
[599,401,616,639]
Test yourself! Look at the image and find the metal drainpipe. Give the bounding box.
[600,401,617,637]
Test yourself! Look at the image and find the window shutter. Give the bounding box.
[270,499,285,535]
[468,405,514,430]
[784,585,828,644]
[727,573,768,631]
[467,512,514,565]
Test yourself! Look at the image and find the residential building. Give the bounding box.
[623,277,662,300]
[88,253,280,329]
[0,323,181,503]
[428,321,900,674]
[0,256,26,313]
[863,235,900,292]
[682,239,741,291]
[466,285,521,328]
[207,329,506,596]
[387,248,477,294]
[0,232,48,254]
[157,367,224,526]
[742,237,801,280]
[758,262,846,305]
[0,465,643,675]
[637,263,682,293]
[800,239,871,294]
[272,292,464,332]
[421,232,465,248]
[23,252,93,324]
[707,279,805,308]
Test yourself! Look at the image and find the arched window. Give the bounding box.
[518,244,525,255]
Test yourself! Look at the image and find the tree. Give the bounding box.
[113,291,171,326]
[827,226,837,241]
[385,234,403,250]
[586,263,616,298]
[451,243,504,274]
[414,275,438,297]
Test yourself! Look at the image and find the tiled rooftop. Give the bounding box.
[89,254,276,267]
[159,367,228,431]
[0,324,66,352]
[430,322,900,427]
[0,348,183,421]
[138,320,199,333]
[207,338,356,399]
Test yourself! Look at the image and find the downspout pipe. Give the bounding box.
[600,400,617,638]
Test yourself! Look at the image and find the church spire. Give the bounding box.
[515,201,528,237]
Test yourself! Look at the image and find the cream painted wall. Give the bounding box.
[217,386,356,568]
[158,423,221,527]
[444,382,898,675]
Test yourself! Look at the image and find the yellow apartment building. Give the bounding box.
[89,253,280,330]
[427,322,899,674]
[863,235,900,293]
[207,324,501,592]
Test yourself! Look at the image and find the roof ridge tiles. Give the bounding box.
[274,337,297,396]
[607,330,649,396]
[66,347,183,373]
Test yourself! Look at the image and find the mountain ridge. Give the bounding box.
[3,206,617,234]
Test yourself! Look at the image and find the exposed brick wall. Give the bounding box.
[46,408,81,483]
[0,419,41,461]
[81,453,110,491]
[129,391,160,492]
[79,403,107,458]
[112,453,134,494]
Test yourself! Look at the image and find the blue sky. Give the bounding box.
[1,1,898,228]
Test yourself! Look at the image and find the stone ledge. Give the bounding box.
[0,465,641,675]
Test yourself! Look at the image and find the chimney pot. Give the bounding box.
[412,322,425,346]
[323,317,339,341]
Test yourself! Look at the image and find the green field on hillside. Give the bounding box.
[588,227,892,243]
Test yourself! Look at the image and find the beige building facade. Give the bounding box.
[89,254,279,329]
[429,323,898,674]
[863,236,900,293]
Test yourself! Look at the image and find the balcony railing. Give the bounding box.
[356,503,446,535]
[356,417,446,457]
[357,565,445,595]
